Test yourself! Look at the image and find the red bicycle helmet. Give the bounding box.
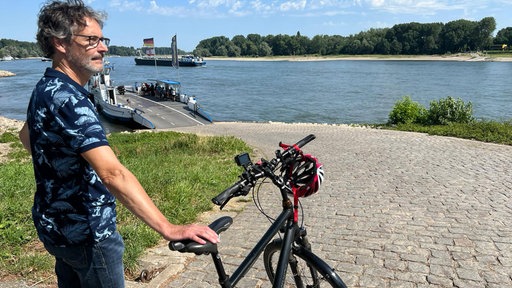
[288,154,324,198]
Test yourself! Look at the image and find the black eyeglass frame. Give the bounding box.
[73,34,110,48]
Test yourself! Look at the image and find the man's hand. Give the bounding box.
[166,224,220,245]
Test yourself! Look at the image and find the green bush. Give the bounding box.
[389,96,475,126]
[426,96,474,125]
[388,96,427,125]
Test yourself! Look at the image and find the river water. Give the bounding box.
[1,57,511,124]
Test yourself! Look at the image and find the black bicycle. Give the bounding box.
[169,134,347,288]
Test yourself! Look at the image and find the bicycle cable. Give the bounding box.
[252,177,276,223]
[250,175,306,240]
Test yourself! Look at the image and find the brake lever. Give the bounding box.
[219,197,232,210]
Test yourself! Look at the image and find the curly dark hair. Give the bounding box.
[37,0,107,57]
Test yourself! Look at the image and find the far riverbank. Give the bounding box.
[206,53,512,62]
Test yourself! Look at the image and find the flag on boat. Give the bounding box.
[171,35,178,68]
[143,38,155,56]
[143,38,154,47]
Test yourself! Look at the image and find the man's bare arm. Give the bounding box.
[82,145,219,244]
[19,122,31,155]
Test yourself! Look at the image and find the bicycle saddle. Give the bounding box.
[168,216,233,255]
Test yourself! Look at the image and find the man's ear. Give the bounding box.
[52,37,68,54]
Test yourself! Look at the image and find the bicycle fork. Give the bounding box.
[289,228,313,288]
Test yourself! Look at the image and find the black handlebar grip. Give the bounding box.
[296,134,316,148]
[281,134,316,158]
[212,181,242,206]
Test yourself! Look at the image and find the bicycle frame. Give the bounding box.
[213,198,296,288]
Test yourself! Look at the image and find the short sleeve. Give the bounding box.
[55,91,109,153]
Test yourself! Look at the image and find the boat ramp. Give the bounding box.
[117,87,212,129]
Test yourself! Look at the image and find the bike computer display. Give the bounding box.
[235,152,252,168]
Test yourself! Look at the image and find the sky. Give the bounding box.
[2,0,512,52]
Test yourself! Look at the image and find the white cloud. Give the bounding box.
[106,0,505,20]
[359,0,482,14]
[148,0,180,15]
[369,0,385,6]
[191,0,241,9]
[250,0,274,12]
[279,0,307,11]
[109,0,145,12]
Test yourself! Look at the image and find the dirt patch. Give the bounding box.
[0,116,23,134]
[0,116,25,163]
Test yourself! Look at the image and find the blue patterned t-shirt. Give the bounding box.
[27,68,116,246]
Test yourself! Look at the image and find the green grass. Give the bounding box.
[380,120,512,145]
[109,132,251,273]
[0,130,251,282]
[486,50,512,58]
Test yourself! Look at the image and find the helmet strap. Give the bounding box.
[292,186,299,222]
[279,142,301,153]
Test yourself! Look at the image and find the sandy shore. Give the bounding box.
[0,70,16,77]
[206,53,512,62]
[0,116,24,134]
[1,54,509,79]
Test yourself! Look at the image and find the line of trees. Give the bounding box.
[2,17,511,59]
[0,40,186,59]
[0,39,42,59]
[193,17,511,57]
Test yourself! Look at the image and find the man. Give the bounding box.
[18,1,219,287]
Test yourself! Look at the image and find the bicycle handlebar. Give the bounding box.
[280,134,315,158]
[211,134,316,208]
[211,179,248,206]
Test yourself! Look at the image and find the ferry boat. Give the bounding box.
[88,61,155,129]
[134,36,205,67]
[134,55,205,67]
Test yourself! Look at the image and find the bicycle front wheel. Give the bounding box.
[263,239,347,288]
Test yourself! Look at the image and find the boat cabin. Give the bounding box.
[139,79,182,101]
[88,63,119,106]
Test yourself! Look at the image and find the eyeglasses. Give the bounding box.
[73,34,110,48]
